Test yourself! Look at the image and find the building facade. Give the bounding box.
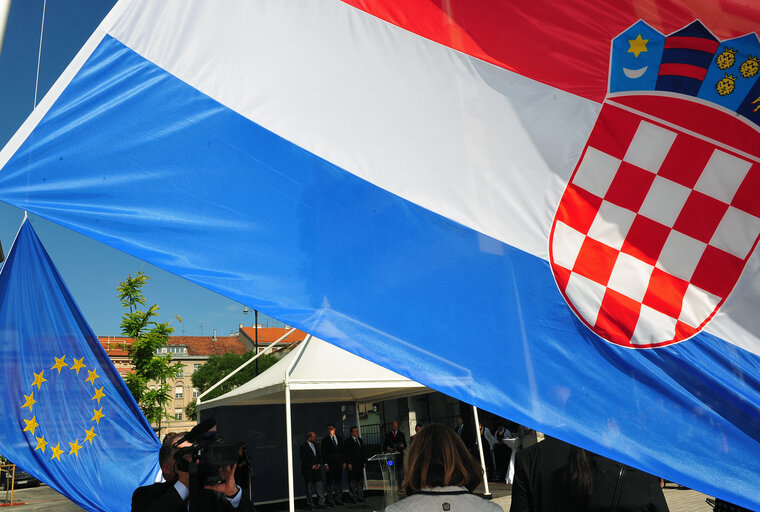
[99,326,307,434]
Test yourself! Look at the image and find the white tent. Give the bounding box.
[197,335,429,511]
[197,334,429,408]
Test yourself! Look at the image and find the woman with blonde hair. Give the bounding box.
[385,423,503,511]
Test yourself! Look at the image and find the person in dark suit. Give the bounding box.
[382,420,407,483]
[131,432,255,512]
[342,426,366,503]
[509,436,668,512]
[454,415,477,456]
[299,431,326,509]
[321,424,344,506]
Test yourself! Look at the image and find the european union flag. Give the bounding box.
[0,220,160,512]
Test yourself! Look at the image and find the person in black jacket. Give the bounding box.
[321,424,344,506]
[510,436,668,512]
[131,432,256,512]
[299,431,326,510]
[342,426,366,503]
[383,420,407,483]
[454,415,477,456]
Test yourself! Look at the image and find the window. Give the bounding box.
[177,367,184,378]
[194,364,201,371]
[193,388,199,398]
[174,409,183,420]
[175,384,184,399]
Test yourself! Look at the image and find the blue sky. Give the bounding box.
[0,0,281,336]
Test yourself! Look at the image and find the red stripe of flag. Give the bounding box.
[664,36,719,53]
[657,62,708,80]
[342,0,759,104]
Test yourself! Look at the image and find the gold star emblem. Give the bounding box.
[85,368,99,385]
[91,387,106,404]
[31,371,47,390]
[84,427,98,445]
[51,355,68,373]
[69,439,83,457]
[23,416,39,436]
[35,434,48,454]
[628,34,649,58]
[50,443,64,461]
[70,357,86,375]
[21,392,36,412]
[91,407,105,424]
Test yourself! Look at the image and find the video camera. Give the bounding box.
[173,419,246,487]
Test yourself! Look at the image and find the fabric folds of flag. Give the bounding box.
[1,0,760,509]
[0,220,160,512]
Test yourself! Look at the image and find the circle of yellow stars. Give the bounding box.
[20,355,106,462]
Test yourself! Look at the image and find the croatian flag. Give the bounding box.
[0,1,759,508]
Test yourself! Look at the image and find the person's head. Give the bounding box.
[402,423,483,493]
[415,424,423,434]
[391,420,399,431]
[350,427,359,438]
[455,416,464,426]
[159,432,191,481]
[327,424,336,436]
[306,431,316,442]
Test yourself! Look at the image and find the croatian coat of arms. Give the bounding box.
[550,20,760,348]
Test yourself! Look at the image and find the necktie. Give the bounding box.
[355,437,359,445]
[310,442,315,456]
[332,436,337,447]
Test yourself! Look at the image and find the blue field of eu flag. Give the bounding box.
[0,220,160,512]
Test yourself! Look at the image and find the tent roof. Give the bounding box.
[197,336,429,409]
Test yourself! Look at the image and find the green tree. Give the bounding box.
[185,351,276,420]
[118,272,183,429]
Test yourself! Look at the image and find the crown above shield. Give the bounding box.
[611,20,760,126]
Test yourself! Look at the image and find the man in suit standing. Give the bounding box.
[321,424,344,506]
[455,415,477,456]
[299,431,326,510]
[131,432,255,512]
[382,420,407,484]
[342,427,366,503]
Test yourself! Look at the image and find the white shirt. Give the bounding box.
[174,480,243,508]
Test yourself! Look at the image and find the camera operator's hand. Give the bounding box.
[176,464,190,490]
[204,463,238,498]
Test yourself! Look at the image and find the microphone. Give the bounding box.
[174,418,216,446]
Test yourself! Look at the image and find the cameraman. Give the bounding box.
[132,432,255,512]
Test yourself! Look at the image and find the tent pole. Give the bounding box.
[286,382,295,512]
[356,402,368,489]
[472,405,491,498]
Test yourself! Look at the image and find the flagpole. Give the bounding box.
[0,0,11,58]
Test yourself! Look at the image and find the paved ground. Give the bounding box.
[0,481,714,511]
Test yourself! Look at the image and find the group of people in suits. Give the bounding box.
[299,424,367,510]
[455,415,518,482]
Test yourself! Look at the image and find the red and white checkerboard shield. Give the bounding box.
[550,94,760,348]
